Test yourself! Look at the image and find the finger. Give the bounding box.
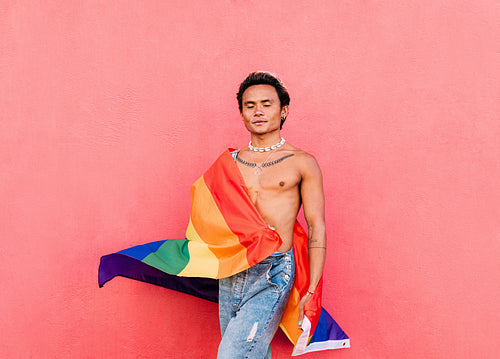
[298,303,305,327]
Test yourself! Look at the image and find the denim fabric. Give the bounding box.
[217,249,295,359]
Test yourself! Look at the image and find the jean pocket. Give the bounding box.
[266,260,293,294]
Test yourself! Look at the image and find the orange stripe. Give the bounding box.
[280,287,303,343]
[188,176,249,278]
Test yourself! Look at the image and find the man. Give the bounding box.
[99,72,349,358]
[217,71,327,358]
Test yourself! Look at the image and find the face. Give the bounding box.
[240,84,288,135]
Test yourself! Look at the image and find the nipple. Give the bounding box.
[279,181,285,187]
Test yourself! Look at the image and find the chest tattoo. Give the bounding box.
[236,153,295,169]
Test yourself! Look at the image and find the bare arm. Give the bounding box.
[297,154,327,326]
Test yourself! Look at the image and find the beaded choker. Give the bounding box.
[248,138,285,152]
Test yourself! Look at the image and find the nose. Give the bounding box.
[254,104,264,116]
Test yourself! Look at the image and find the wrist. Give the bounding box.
[306,290,315,295]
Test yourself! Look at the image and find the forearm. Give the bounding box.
[307,223,327,293]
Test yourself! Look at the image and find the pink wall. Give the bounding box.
[1,1,498,358]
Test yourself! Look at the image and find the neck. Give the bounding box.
[250,132,282,148]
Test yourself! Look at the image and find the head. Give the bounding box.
[237,71,290,129]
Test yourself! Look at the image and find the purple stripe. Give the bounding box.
[98,253,219,302]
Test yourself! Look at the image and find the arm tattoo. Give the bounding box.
[308,228,318,243]
[308,228,325,248]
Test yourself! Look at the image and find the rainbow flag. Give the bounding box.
[99,149,349,355]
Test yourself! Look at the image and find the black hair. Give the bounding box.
[236,71,290,129]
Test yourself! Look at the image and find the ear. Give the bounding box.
[281,105,289,119]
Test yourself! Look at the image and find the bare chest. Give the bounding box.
[235,152,301,195]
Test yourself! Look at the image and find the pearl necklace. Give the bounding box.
[248,138,286,152]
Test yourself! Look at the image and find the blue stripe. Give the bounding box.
[310,308,349,343]
[118,240,166,260]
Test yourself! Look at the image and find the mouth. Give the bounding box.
[252,119,268,125]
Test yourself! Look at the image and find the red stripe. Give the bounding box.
[291,221,322,337]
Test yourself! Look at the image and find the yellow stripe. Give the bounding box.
[177,236,219,278]
[185,217,204,243]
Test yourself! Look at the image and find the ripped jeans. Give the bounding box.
[217,249,295,359]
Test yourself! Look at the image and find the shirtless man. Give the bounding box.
[217,72,327,358]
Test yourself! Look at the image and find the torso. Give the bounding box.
[234,144,308,252]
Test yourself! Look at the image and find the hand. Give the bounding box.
[297,292,313,328]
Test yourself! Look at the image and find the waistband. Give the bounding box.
[261,248,294,263]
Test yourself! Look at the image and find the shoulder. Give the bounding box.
[284,143,322,177]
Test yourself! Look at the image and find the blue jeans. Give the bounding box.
[218,249,295,359]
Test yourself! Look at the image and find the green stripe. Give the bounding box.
[142,238,190,275]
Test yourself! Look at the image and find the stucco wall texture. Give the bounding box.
[1,1,498,358]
